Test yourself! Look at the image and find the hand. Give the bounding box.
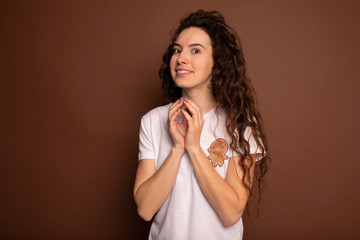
[168,98,187,150]
[181,98,204,152]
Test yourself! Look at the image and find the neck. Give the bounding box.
[182,88,217,114]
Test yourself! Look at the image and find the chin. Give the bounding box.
[174,81,193,90]
[173,79,186,88]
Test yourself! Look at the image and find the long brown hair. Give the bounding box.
[159,10,270,214]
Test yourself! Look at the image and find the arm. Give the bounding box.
[187,149,255,227]
[182,99,255,227]
[133,147,184,221]
[133,98,186,221]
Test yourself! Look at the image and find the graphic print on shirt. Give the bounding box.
[207,138,229,167]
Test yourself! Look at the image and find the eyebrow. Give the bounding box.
[174,43,206,50]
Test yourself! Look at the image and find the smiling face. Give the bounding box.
[170,27,214,92]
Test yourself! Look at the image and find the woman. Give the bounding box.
[134,10,270,240]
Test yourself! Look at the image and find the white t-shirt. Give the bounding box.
[138,104,263,240]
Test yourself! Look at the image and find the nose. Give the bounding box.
[176,53,188,65]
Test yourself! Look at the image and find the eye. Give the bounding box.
[173,48,181,54]
[192,48,200,54]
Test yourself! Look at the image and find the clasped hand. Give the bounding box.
[168,97,204,152]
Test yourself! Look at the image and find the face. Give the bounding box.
[170,27,214,92]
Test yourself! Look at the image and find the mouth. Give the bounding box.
[175,69,193,76]
[176,70,191,73]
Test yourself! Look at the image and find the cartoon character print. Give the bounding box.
[207,138,229,167]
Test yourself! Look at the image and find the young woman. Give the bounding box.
[134,10,270,240]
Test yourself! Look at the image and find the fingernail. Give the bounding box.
[179,97,183,102]
[184,97,189,102]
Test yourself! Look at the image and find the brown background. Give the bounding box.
[1,0,359,239]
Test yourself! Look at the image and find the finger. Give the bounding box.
[181,108,194,129]
[188,98,203,117]
[168,101,181,121]
[170,97,181,107]
[187,99,204,124]
[183,100,201,126]
[184,98,202,114]
[169,104,181,117]
[169,99,183,118]
[169,109,181,128]
[184,107,192,117]
[169,97,183,111]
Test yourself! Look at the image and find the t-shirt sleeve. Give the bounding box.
[138,114,155,161]
[244,126,266,162]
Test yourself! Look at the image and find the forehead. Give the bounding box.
[175,27,212,46]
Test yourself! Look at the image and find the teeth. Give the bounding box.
[177,70,190,74]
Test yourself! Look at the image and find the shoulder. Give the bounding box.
[141,103,171,122]
[139,104,171,142]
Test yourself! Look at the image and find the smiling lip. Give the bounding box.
[175,69,193,76]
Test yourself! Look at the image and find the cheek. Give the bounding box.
[207,61,214,75]
[198,61,213,75]
[169,57,177,76]
[170,56,176,69]
[208,56,214,71]
[195,57,213,73]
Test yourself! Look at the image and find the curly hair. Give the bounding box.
[159,10,270,215]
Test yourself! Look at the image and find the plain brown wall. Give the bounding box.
[1,0,359,239]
